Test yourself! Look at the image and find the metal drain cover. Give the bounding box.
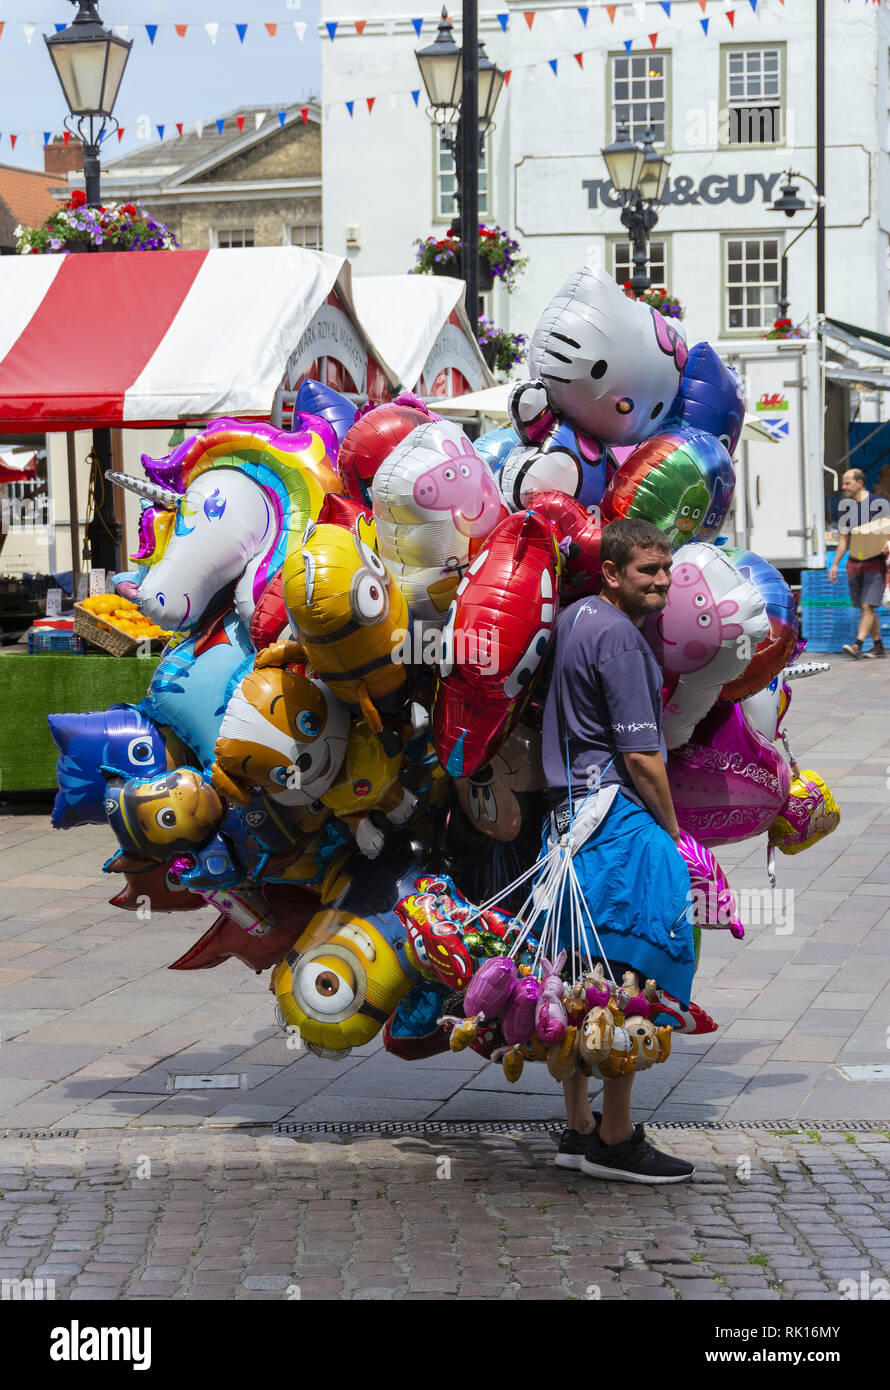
[171,1074,243,1091]
[838,1065,890,1081]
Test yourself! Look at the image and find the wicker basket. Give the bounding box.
[74,602,167,657]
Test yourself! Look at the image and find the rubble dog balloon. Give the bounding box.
[642,543,769,748]
[109,419,340,633]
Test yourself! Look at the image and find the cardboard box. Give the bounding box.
[849,516,890,561]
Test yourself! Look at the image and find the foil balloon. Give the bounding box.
[718,547,800,700]
[249,572,291,652]
[373,418,502,625]
[49,705,179,829]
[642,543,769,748]
[454,722,545,841]
[668,699,792,848]
[106,854,206,914]
[500,414,610,513]
[293,379,356,450]
[169,882,319,972]
[103,767,227,860]
[211,667,350,807]
[601,427,735,549]
[526,489,602,598]
[769,771,841,855]
[272,851,427,1053]
[474,425,520,481]
[678,832,744,939]
[433,509,561,778]
[664,342,746,458]
[338,404,430,507]
[741,674,788,744]
[527,264,687,443]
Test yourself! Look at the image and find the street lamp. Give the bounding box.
[769,170,822,321]
[601,124,670,296]
[415,6,505,334]
[45,0,132,207]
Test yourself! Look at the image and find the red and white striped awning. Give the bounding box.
[0,248,398,432]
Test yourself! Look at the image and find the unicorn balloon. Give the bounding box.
[110,419,340,634]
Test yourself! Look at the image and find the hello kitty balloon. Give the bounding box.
[372,419,502,626]
[643,543,769,748]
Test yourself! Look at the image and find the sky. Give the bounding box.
[0,1,321,171]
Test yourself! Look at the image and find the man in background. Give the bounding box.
[830,468,887,659]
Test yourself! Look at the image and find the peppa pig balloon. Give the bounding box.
[718,548,799,701]
[668,699,792,847]
[643,543,769,748]
[601,427,735,549]
[663,342,746,458]
[373,419,502,625]
[527,265,687,444]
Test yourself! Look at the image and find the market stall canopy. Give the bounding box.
[351,274,497,398]
[0,450,38,482]
[0,248,399,432]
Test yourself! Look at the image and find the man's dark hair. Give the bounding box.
[601,517,671,574]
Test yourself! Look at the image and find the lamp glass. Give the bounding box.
[602,132,645,194]
[47,33,131,117]
[639,150,669,203]
[416,20,463,110]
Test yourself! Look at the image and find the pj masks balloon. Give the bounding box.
[601,427,735,549]
[664,342,746,457]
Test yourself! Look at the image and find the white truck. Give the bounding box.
[714,336,826,580]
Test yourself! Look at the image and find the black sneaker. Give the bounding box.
[580,1123,695,1184]
[842,641,863,659]
[554,1113,602,1169]
[863,644,886,659]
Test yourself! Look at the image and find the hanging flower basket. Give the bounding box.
[16,189,178,255]
[763,317,808,340]
[476,316,528,375]
[412,224,528,294]
[624,283,685,319]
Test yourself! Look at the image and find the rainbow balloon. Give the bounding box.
[601,426,735,549]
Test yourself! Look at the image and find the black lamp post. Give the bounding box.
[46,0,132,578]
[601,124,670,296]
[415,7,505,335]
[45,0,132,207]
[770,170,823,322]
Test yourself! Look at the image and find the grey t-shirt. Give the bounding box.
[542,595,666,812]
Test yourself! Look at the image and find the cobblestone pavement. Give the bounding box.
[1,1124,889,1301]
[1,656,888,1132]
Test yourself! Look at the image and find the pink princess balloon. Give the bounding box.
[678,832,745,939]
[668,700,791,848]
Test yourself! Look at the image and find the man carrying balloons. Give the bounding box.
[543,517,696,1184]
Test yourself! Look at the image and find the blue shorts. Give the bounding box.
[546,789,695,1007]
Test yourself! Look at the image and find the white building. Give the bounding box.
[321,0,887,347]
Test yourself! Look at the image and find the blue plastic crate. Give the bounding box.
[800,569,850,603]
[27,628,84,655]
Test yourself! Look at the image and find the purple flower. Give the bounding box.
[49,238,62,250]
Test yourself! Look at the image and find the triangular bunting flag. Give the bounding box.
[624,38,633,54]
[498,13,509,30]
[156,125,165,141]
[389,93,399,109]
[606,5,618,21]
[0,23,4,39]
[726,8,735,24]
[412,89,420,105]
[175,24,187,37]
[412,18,423,35]
[300,107,309,124]
[750,0,758,9]
[504,70,512,86]
[63,131,71,147]
[113,24,129,38]
[176,122,184,137]
[236,24,248,43]
[649,31,659,46]
[10,135,17,149]
[700,16,709,31]
[26,132,36,148]
[383,18,397,36]
[574,52,584,66]
[117,128,125,142]
[255,112,267,130]
[552,7,565,23]
[216,118,225,134]
[660,1,671,14]
[577,6,590,23]
[23,23,35,43]
[146,24,158,44]
[355,19,366,34]
[326,21,338,41]
[698,0,707,10]
[294,21,307,40]
[524,10,536,27]
[367,96,376,113]
[278,111,287,127]
[43,131,51,146]
[236,115,246,132]
[549,58,558,74]
[206,22,219,43]
[346,101,355,117]
[265,23,278,36]
[195,121,204,138]
[54,23,66,33]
